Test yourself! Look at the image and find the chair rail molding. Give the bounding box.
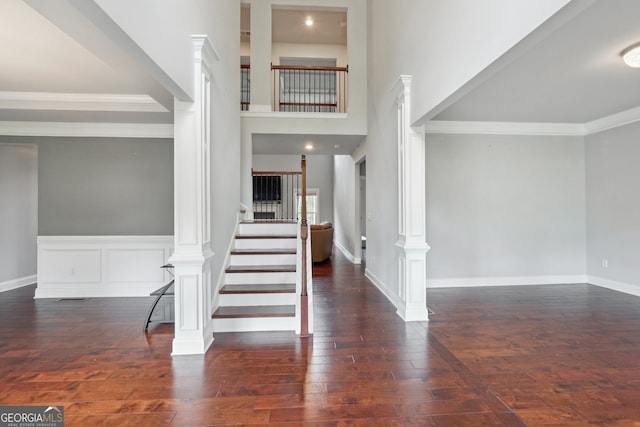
[393,75,430,322]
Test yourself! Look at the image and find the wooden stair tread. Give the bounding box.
[231,249,296,255]
[226,265,296,273]
[220,284,296,294]
[212,305,295,319]
[235,234,297,239]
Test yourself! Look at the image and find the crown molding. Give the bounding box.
[0,121,173,138]
[0,91,168,112]
[424,105,640,137]
[583,105,640,135]
[424,120,584,136]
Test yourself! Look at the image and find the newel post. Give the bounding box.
[300,155,309,337]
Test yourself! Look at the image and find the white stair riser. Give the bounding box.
[225,271,296,285]
[238,223,298,235]
[212,316,296,332]
[219,293,296,306]
[230,254,296,266]
[234,239,297,250]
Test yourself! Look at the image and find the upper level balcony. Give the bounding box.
[241,63,348,113]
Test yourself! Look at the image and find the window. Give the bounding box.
[296,188,319,224]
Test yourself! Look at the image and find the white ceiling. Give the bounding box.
[241,5,347,46]
[433,0,640,124]
[0,0,138,94]
[252,133,364,155]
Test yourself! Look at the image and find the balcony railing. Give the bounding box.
[272,64,348,113]
[240,64,349,113]
[240,64,250,111]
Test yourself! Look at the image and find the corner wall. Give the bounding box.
[425,133,586,286]
[586,122,640,293]
[365,0,582,301]
[0,144,37,291]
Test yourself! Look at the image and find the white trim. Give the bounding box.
[0,275,37,293]
[0,91,168,112]
[364,268,399,310]
[425,120,584,136]
[426,274,588,288]
[334,239,360,264]
[424,105,640,137]
[0,121,173,138]
[36,235,174,298]
[584,105,640,135]
[211,218,242,311]
[588,275,640,297]
[171,336,214,356]
[192,35,220,67]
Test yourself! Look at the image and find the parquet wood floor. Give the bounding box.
[2,250,640,425]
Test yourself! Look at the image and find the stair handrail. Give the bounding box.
[300,155,309,337]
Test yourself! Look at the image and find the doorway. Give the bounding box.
[354,158,366,264]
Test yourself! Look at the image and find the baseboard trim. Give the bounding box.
[334,240,360,264]
[0,275,37,293]
[364,268,399,310]
[588,275,640,297]
[426,274,588,288]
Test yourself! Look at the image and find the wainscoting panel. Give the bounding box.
[36,236,173,298]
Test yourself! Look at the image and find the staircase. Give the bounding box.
[212,221,301,332]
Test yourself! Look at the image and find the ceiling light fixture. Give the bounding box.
[305,143,313,150]
[305,16,313,27]
[622,42,640,68]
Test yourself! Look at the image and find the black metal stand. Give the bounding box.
[143,264,175,332]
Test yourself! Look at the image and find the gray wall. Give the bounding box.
[425,133,586,279]
[0,136,173,236]
[586,122,640,286]
[252,154,334,223]
[333,154,356,256]
[0,144,38,285]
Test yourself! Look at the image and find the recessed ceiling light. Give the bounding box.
[334,144,340,148]
[622,42,640,68]
[305,143,313,150]
[305,16,313,27]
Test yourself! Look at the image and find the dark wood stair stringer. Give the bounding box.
[225,265,296,273]
[212,305,295,319]
[219,283,295,294]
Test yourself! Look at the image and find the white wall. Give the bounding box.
[586,122,640,291]
[94,0,195,100]
[0,144,37,291]
[333,155,357,260]
[425,133,586,285]
[253,154,334,223]
[333,143,366,263]
[369,0,578,125]
[194,0,242,294]
[272,43,347,67]
[365,0,582,299]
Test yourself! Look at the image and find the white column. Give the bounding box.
[394,75,430,322]
[170,36,218,355]
[249,0,272,112]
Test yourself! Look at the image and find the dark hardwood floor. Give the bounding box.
[2,251,640,426]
